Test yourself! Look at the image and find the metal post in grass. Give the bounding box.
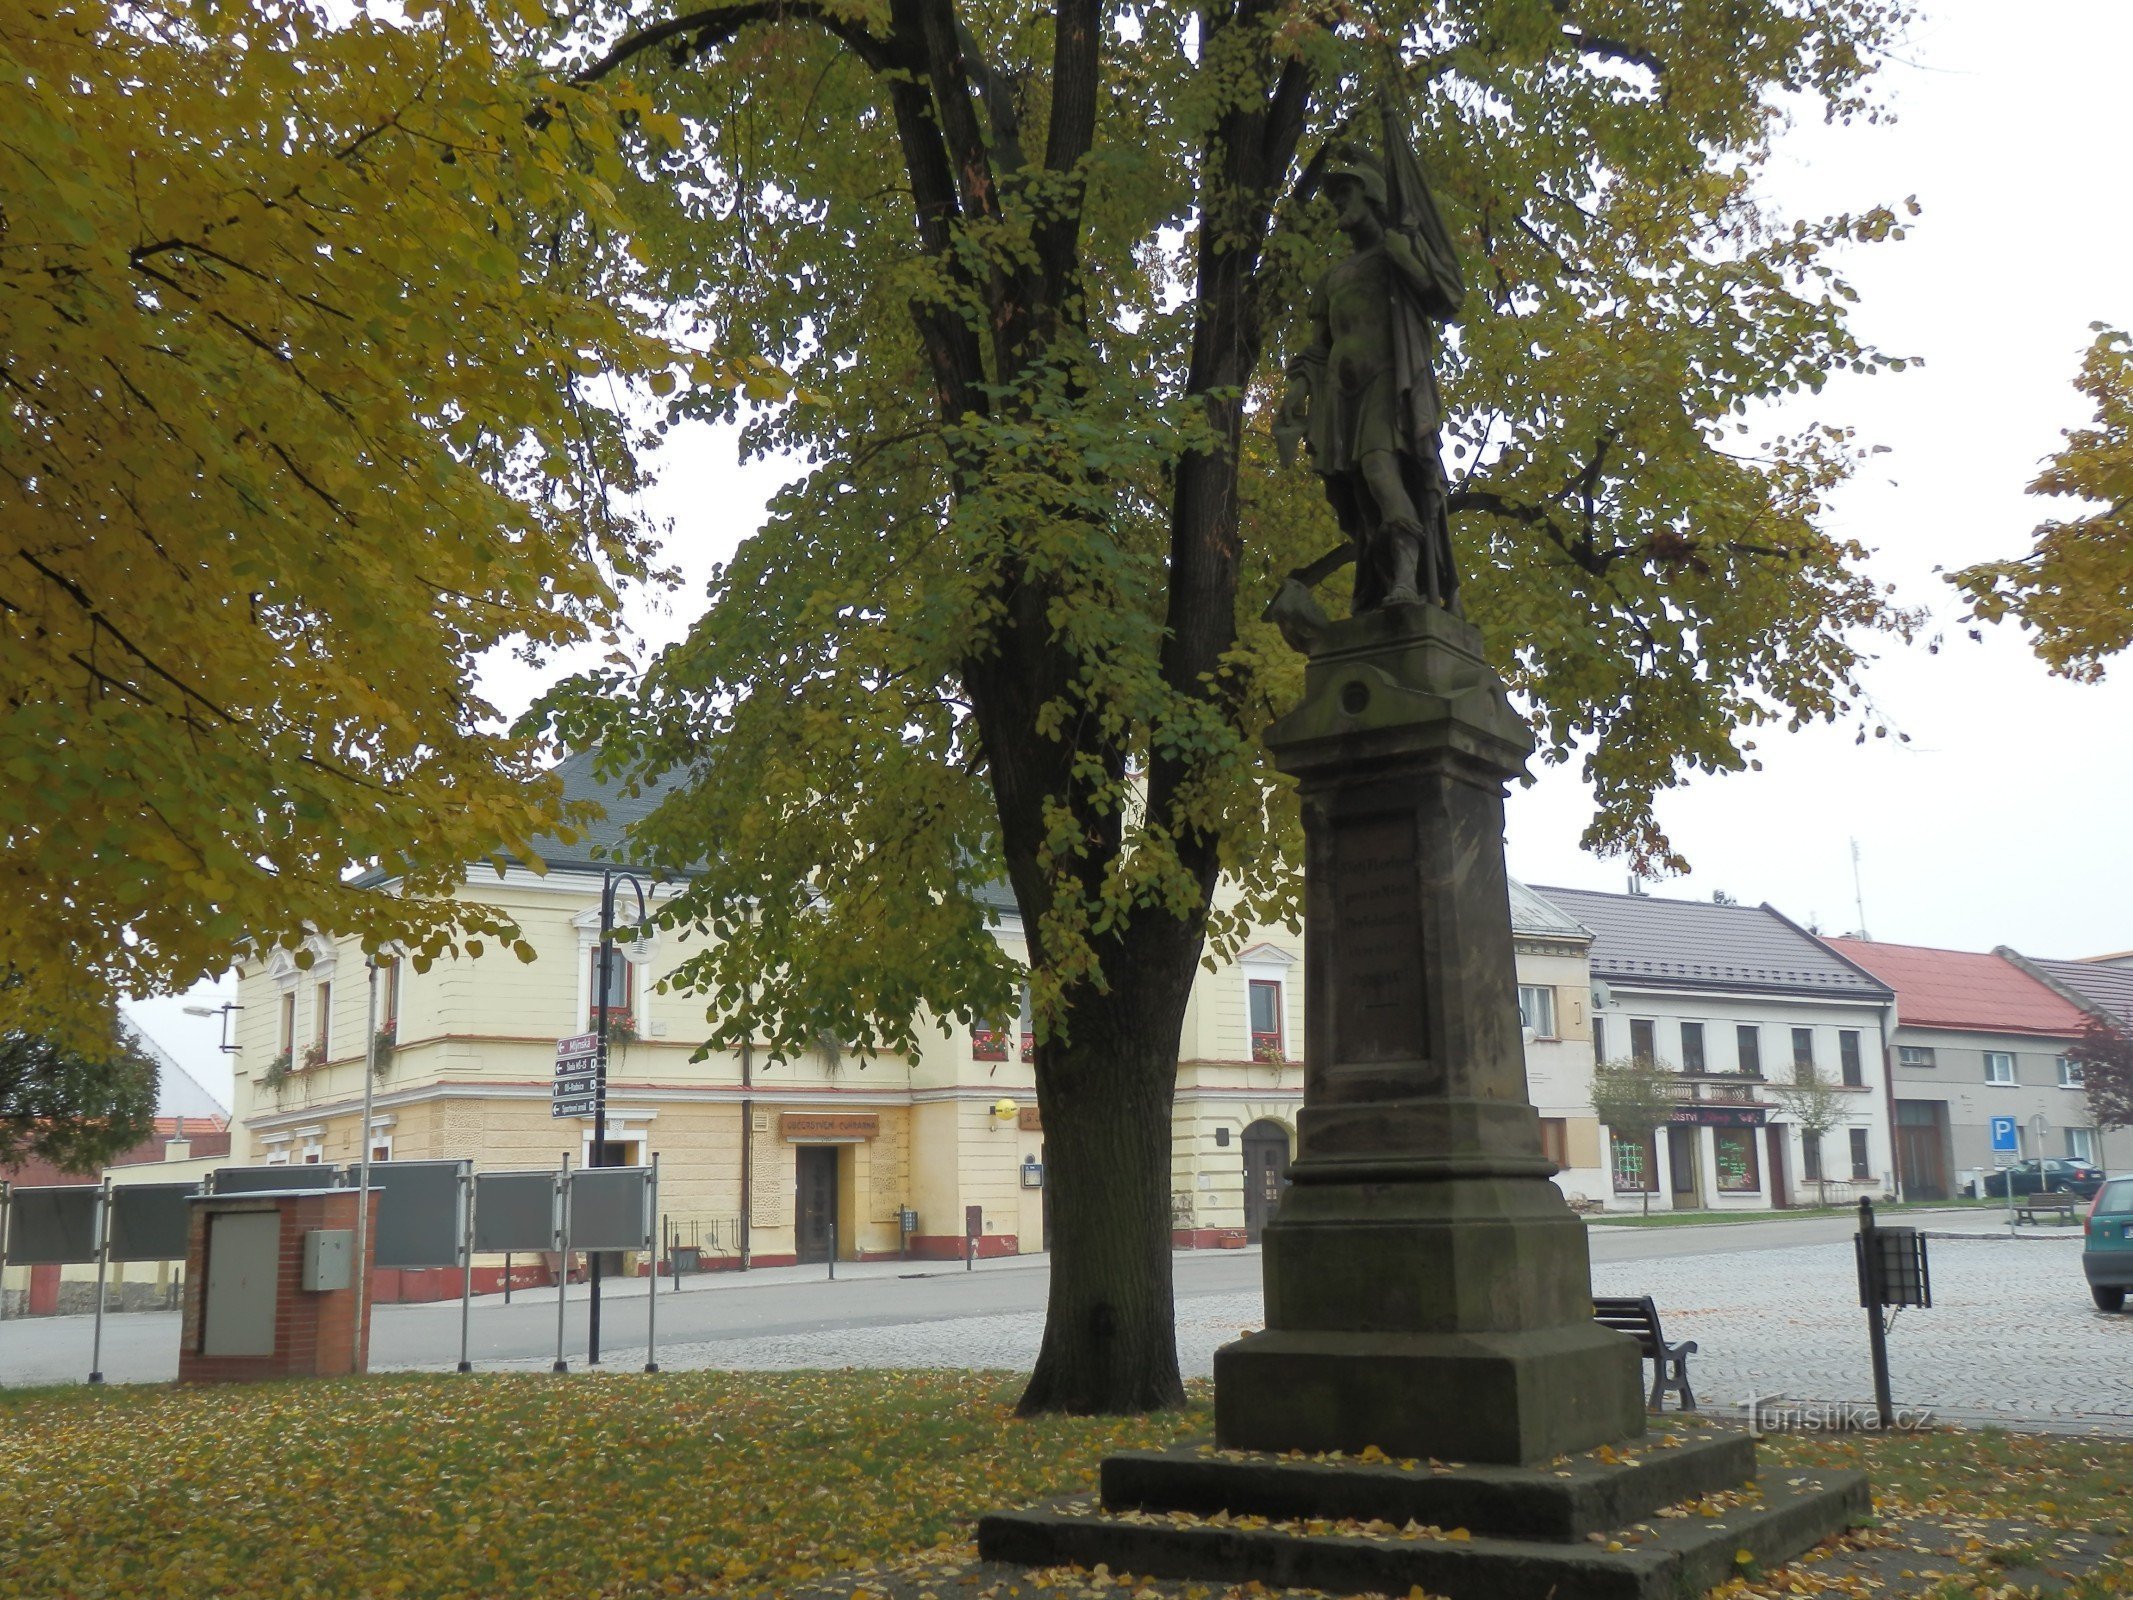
[645,1154,660,1374]
[354,954,381,1375]
[553,1153,572,1374]
[0,1181,11,1325]
[457,1169,475,1374]
[590,868,651,1369]
[1856,1196,1892,1428]
[87,1177,110,1384]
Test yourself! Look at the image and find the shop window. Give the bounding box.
[1610,1131,1658,1193]
[1839,1030,1864,1087]
[1248,979,1285,1061]
[1714,1128,1760,1193]
[1517,985,1557,1040]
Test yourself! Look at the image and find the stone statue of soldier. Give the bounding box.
[1271,122,1466,642]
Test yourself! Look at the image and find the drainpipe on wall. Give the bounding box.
[1879,1000,1903,1202]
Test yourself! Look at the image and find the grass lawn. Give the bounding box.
[2,1372,2128,1600]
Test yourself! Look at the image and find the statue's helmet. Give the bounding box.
[1323,148,1388,211]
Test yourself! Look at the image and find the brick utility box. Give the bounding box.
[179,1188,377,1384]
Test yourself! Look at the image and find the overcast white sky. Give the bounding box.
[128,1,2133,1104]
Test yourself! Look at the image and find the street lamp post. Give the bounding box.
[588,868,650,1367]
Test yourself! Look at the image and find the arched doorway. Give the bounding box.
[1242,1120,1291,1243]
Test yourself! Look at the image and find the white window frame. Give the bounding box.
[1517,984,1558,1040]
[294,1125,325,1165]
[2066,1127,2095,1163]
[366,1115,396,1165]
[1984,1050,2015,1086]
[574,906,660,1035]
[260,1132,293,1167]
[2058,1055,2084,1089]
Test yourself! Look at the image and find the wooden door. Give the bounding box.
[1242,1120,1291,1242]
[1894,1102,1949,1201]
[795,1145,838,1264]
[1765,1125,1791,1208]
[1666,1126,1701,1209]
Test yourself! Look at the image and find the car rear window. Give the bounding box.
[2096,1178,2133,1215]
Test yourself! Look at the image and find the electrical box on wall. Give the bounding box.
[1021,1159,1045,1189]
[301,1228,354,1292]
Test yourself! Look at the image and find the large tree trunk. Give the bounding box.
[1018,977,1193,1415]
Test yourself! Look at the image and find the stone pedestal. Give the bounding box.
[976,602,1866,1597]
[1214,604,1641,1465]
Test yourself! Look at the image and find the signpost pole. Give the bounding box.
[552,1154,571,1374]
[590,874,613,1368]
[1858,1196,1894,1429]
[457,1169,475,1374]
[87,1177,110,1384]
[645,1154,660,1374]
[354,955,381,1376]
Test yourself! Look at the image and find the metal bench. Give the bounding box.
[2014,1193,2080,1224]
[1593,1294,1698,1411]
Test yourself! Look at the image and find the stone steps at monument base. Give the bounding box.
[1101,1423,1757,1543]
[976,1468,1870,1600]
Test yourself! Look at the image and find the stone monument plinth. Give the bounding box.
[977,606,1867,1599]
[1213,603,1642,1464]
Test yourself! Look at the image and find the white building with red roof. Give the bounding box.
[1825,938,2094,1197]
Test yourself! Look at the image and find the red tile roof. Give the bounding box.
[1825,938,2088,1037]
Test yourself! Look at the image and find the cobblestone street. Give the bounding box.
[598,1230,2133,1430]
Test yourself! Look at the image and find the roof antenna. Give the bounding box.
[1850,838,1870,941]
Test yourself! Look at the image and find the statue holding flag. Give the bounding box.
[1272,98,1466,628]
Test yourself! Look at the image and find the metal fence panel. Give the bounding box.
[570,1167,652,1252]
[365,1161,467,1269]
[214,1164,342,1193]
[472,1170,559,1253]
[3,1185,101,1265]
[106,1183,200,1263]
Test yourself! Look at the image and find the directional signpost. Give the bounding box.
[552,1032,600,1120]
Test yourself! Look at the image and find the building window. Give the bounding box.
[1019,985,1036,1064]
[1801,1134,1823,1182]
[1249,978,1286,1061]
[971,1017,1010,1062]
[367,1133,394,1164]
[1517,985,1557,1040]
[380,958,401,1035]
[589,949,633,1029]
[1592,1015,1606,1061]
[2067,1127,2095,1162]
[279,991,297,1053]
[1984,1051,2015,1085]
[1679,1021,1706,1073]
[1630,1018,1657,1066]
[1610,1131,1658,1193]
[2058,1056,2084,1088]
[1539,1117,1569,1170]
[1848,1127,1871,1180]
[1839,1030,1864,1088]
[1897,1044,1936,1069]
[1713,1128,1760,1193]
[1736,1024,1762,1077]
[1791,1027,1815,1082]
[314,979,333,1054]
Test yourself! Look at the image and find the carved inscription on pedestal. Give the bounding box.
[1330,813,1426,1062]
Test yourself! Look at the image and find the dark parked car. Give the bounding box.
[1976,1158,2106,1199]
[2083,1177,2133,1312]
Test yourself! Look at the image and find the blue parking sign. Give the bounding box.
[1989,1115,2018,1153]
